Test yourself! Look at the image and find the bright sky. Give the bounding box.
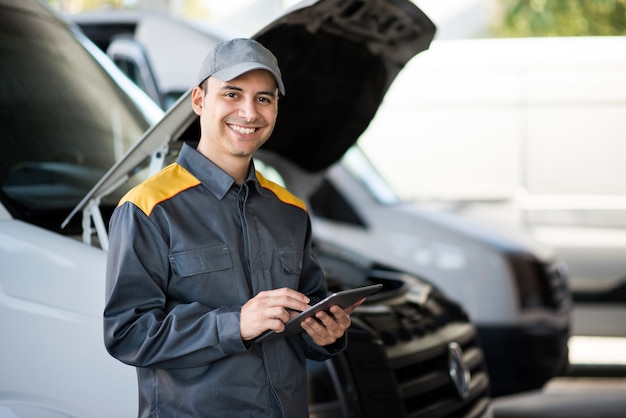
[191,0,492,39]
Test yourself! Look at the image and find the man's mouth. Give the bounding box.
[230,124,257,135]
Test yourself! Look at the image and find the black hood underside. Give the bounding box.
[254,0,435,172]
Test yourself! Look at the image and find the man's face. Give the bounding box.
[192,69,279,161]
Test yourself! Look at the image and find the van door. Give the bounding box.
[107,36,164,108]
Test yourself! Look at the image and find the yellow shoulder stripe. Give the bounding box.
[256,171,307,211]
[118,163,201,216]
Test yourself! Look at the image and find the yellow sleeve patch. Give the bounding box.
[256,170,307,212]
[118,163,201,216]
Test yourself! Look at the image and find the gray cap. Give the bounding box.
[197,38,285,95]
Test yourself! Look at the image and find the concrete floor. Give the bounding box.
[486,378,626,418]
[484,303,626,417]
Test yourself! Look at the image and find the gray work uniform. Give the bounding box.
[104,143,345,417]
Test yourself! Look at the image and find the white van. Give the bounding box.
[358,36,626,300]
[1,1,492,416]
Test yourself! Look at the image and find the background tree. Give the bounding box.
[492,0,626,36]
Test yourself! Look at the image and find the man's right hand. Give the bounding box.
[240,288,311,341]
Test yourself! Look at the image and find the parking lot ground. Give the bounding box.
[486,377,626,418]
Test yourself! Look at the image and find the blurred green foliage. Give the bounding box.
[493,0,626,36]
[45,0,126,12]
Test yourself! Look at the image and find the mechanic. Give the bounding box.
[103,38,362,417]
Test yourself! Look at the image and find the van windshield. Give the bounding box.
[342,147,401,205]
[0,8,156,233]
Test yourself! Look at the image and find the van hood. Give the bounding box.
[65,0,435,224]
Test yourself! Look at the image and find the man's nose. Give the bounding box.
[238,99,258,121]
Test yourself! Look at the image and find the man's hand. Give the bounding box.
[240,288,310,341]
[300,298,365,346]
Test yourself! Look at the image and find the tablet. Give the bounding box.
[253,283,382,344]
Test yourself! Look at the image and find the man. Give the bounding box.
[104,38,361,417]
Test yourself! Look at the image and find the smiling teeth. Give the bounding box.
[231,125,256,134]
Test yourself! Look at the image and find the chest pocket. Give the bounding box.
[278,249,303,274]
[277,249,303,289]
[169,244,237,304]
[170,244,233,277]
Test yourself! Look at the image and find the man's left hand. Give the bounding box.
[300,298,364,346]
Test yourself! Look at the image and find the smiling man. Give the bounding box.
[103,38,362,418]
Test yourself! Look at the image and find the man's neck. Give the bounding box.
[197,144,251,184]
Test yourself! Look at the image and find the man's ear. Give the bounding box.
[191,86,204,116]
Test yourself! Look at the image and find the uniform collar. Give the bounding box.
[177,143,265,199]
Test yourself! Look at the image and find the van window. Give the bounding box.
[0,10,153,232]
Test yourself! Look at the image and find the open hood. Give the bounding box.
[253,0,435,171]
[64,0,435,227]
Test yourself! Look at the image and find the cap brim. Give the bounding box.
[213,62,286,95]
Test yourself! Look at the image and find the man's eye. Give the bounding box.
[225,92,238,98]
[258,97,272,104]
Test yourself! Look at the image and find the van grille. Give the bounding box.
[330,271,491,418]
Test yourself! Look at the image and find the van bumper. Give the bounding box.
[478,324,570,397]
